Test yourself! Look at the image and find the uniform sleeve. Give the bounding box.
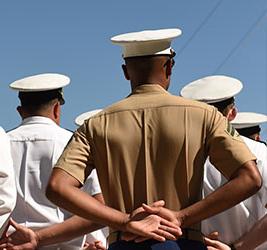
[54,123,94,184]
[206,109,256,179]
[0,127,16,237]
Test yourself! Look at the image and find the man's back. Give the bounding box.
[59,84,253,227]
[8,116,72,228]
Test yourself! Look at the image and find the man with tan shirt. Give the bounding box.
[46,28,261,250]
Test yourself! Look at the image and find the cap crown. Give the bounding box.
[111,28,182,58]
[180,75,243,103]
[75,109,103,126]
[10,73,70,92]
[231,112,267,129]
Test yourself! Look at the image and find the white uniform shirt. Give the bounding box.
[66,169,107,248]
[84,170,108,247]
[9,117,104,249]
[0,127,16,237]
[202,136,267,249]
[8,116,72,229]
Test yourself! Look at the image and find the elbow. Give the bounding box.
[46,173,63,206]
[251,170,262,193]
[247,161,262,194]
[45,180,58,205]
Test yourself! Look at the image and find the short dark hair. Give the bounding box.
[18,88,65,107]
[211,97,235,114]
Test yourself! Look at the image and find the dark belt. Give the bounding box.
[108,228,204,245]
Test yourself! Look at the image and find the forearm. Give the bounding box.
[46,169,129,231]
[37,215,103,247]
[233,214,267,250]
[178,162,261,227]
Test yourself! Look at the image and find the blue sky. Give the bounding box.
[0,0,267,140]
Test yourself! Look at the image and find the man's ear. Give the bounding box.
[17,106,25,119]
[165,59,172,79]
[227,106,237,121]
[53,101,61,124]
[122,64,130,80]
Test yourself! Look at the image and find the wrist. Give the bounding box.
[34,230,41,247]
[175,210,186,227]
[120,213,130,232]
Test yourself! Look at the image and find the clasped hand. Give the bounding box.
[122,200,182,243]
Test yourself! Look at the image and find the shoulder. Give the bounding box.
[0,126,9,143]
[53,125,73,141]
[242,136,267,152]
[0,126,5,134]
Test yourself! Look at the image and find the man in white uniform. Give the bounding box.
[232,112,267,143]
[180,75,267,250]
[0,102,106,250]
[75,109,108,250]
[6,73,85,249]
[0,127,16,237]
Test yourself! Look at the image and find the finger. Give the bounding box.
[159,225,182,237]
[1,221,11,239]
[0,237,9,245]
[204,237,219,247]
[8,219,21,231]
[0,242,8,249]
[0,242,14,249]
[160,218,181,233]
[148,232,166,242]
[154,229,177,241]
[142,204,160,215]
[149,200,165,208]
[207,231,219,240]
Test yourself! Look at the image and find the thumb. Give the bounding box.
[204,237,216,246]
[207,231,219,240]
[149,200,165,208]
[142,203,160,214]
[9,218,21,230]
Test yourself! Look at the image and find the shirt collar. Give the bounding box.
[21,116,57,126]
[131,84,170,96]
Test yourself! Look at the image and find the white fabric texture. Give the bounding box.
[202,136,267,250]
[9,117,104,249]
[8,116,72,228]
[0,127,16,237]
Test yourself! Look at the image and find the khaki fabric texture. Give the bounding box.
[55,84,255,227]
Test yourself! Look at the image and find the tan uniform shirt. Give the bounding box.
[55,84,255,230]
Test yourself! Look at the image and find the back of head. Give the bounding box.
[231,112,267,141]
[18,89,63,114]
[111,28,181,89]
[9,73,70,121]
[180,75,243,119]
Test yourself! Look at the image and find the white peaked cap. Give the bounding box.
[180,75,243,103]
[75,109,103,126]
[111,28,182,58]
[10,73,70,92]
[231,112,267,129]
